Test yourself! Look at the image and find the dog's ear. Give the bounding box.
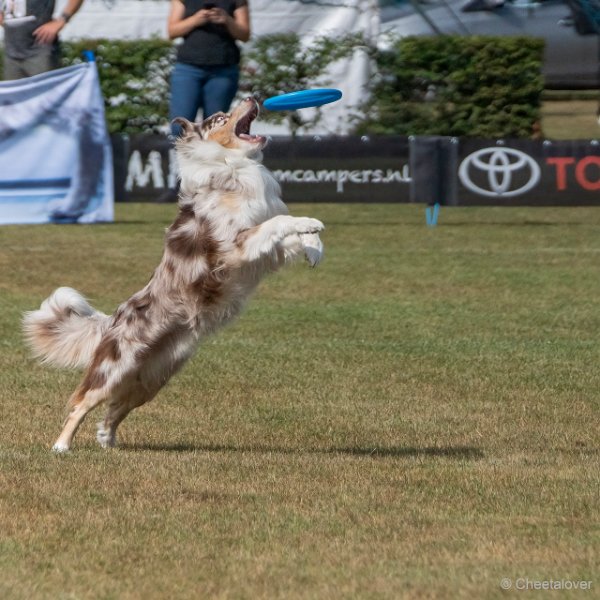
[172,117,196,138]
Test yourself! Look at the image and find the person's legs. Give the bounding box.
[3,45,61,80]
[169,62,206,134]
[23,45,61,77]
[202,65,240,117]
[3,54,28,80]
[160,62,207,202]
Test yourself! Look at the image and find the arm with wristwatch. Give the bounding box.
[32,0,84,45]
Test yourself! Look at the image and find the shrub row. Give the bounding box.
[63,38,175,134]
[357,35,545,138]
[0,34,544,138]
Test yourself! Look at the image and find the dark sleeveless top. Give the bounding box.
[176,0,248,67]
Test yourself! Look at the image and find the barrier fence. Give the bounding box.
[113,134,600,206]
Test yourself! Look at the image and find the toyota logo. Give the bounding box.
[459,147,541,197]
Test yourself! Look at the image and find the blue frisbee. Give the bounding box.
[263,88,342,111]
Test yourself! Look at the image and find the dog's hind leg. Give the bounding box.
[52,334,127,452]
[52,385,110,453]
[95,338,193,448]
[96,401,133,449]
[96,385,154,449]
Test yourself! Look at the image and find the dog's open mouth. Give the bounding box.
[234,101,264,144]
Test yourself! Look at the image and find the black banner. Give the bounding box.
[118,134,411,203]
[113,134,600,206]
[456,139,600,206]
[117,134,174,202]
[263,136,411,203]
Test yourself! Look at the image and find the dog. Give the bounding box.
[23,97,324,452]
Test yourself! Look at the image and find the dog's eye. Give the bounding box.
[216,116,228,125]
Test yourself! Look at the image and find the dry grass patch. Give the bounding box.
[0,203,598,599]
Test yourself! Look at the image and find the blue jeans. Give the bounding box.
[169,62,239,136]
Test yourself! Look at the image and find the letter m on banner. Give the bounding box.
[0,62,113,224]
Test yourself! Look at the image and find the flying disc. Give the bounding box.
[263,88,342,111]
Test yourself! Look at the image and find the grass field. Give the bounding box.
[541,99,599,140]
[0,203,598,599]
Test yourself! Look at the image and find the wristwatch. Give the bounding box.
[60,12,71,23]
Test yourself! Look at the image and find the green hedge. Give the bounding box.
[356,35,545,138]
[0,34,545,138]
[61,39,175,134]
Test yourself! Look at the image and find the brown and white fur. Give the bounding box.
[23,97,324,452]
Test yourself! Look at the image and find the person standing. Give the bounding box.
[0,0,84,80]
[159,0,250,202]
[167,0,250,128]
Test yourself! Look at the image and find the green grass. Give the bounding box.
[0,203,598,599]
[541,99,599,140]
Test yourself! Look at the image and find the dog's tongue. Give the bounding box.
[239,132,266,144]
[234,100,264,145]
[236,116,251,136]
[235,100,259,135]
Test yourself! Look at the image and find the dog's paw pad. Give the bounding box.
[299,232,324,267]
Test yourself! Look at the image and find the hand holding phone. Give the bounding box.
[194,3,214,27]
[207,5,229,25]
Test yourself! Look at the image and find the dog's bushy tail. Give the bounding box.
[23,287,111,369]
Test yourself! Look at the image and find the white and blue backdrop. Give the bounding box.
[0,60,113,225]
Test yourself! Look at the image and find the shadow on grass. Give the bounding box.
[122,442,484,460]
[435,221,591,228]
[92,221,159,227]
[325,220,589,228]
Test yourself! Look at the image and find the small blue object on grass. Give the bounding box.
[263,88,342,111]
[82,50,95,62]
[426,203,440,227]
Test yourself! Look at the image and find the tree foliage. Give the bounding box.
[355,35,545,138]
[241,32,370,136]
[62,38,175,134]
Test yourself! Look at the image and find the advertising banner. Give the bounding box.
[456,139,600,206]
[121,135,174,203]
[122,135,412,203]
[0,62,114,225]
[264,137,411,203]
[118,134,599,206]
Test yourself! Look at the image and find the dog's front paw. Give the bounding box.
[293,217,324,235]
[299,232,324,267]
